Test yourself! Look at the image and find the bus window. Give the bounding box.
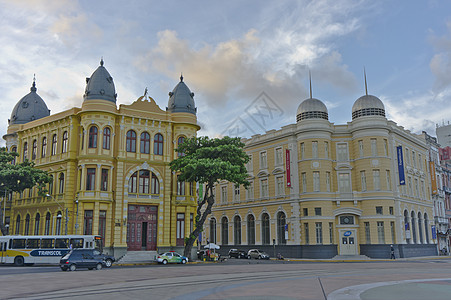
[26,239,40,249]
[55,238,69,248]
[41,238,54,248]
[95,236,102,251]
[70,238,83,249]
[12,239,26,249]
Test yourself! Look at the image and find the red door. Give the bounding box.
[127,205,158,251]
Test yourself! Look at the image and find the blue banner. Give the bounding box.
[397,146,406,185]
[432,225,437,239]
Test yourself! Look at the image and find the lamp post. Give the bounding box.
[75,198,79,234]
[46,194,68,235]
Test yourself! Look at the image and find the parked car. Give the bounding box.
[155,251,188,265]
[247,249,270,260]
[228,249,248,259]
[60,249,107,271]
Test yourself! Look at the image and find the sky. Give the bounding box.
[1,0,451,146]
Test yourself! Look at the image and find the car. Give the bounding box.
[247,249,270,260]
[92,249,115,268]
[60,249,106,271]
[155,251,188,265]
[228,249,248,259]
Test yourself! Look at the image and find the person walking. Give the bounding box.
[390,244,395,260]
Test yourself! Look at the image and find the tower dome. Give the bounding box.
[167,75,196,115]
[9,79,50,125]
[351,94,385,120]
[296,98,328,122]
[83,59,117,103]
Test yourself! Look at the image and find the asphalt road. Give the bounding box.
[1,258,451,300]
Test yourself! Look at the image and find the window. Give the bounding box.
[390,221,395,244]
[275,148,283,165]
[303,208,308,216]
[62,131,68,153]
[277,212,286,245]
[386,170,391,190]
[315,207,322,216]
[24,214,30,235]
[373,170,380,191]
[246,181,254,200]
[88,126,98,148]
[140,132,150,154]
[221,186,227,203]
[84,210,93,235]
[209,218,217,244]
[151,174,160,194]
[276,176,284,196]
[300,142,305,159]
[44,212,51,235]
[81,128,84,150]
[313,172,320,192]
[15,215,21,235]
[41,138,47,158]
[247,215,255,245]
[32,140,37,160]
[377,221,385,244]
[233,185,240,202]
[412,151,416,168]
[415,178,419,198]
[301,173,307,193]
[329,222,334,244]
[154,133,163,155]
[103,128,111,150]
[58,173,65,193]
[55,212,61,235]
[338,173,351,193]
[365,222,371,244]
[11,146,17,164]
[315,222,323,244]
[304,223,309,244]
[260,179,268,198]
[312,141,318,159]
[51,134,57,155]
[177,213,185,246]
[389,206,394,215]
[340,215,354,225]
[384,139,388,156]
[359,140,364,157]
[361,171,367,191]
[126,130,136,152]
[408,177,413,196]
[129,172,138,193]
[139,170,150,194]
[326,172,331,192]
[101,169,108,191]
[177,136,185,157]
[405,148,410,165]
[221,217,228,245]
[260,151,267,169]
[324,142,329,159]
[234,216,241,245]
[261,213,270,245]
[86,168,96,191]
[376,206,383,215]
[418,154,422,170]
[34,213,40,235]
[23,142,28,160]
[246,154,253,171]
[337,143,348,161]
[371,138,377,156]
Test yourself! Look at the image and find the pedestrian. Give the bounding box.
[390,244,395,260]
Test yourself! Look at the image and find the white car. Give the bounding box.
[247,249,270,259]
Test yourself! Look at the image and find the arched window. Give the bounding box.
[88,126,98,148]
[11,146,17,165]
[32,140,37,160]
[177,136,186,157]
[209,218,216,244]
[424,213,429,243]
[23,142,28,160]
[221,217,228,245]
[277,211,287,245]
[56,211,62,235]
[154,133,164,155]
[24,214,30,235]
[262,213,270,245]
[418,212,423,244]
[15,215,21,235]
[45,212,51,235]
[62,131,68,153]
[103,127,111,150]
[126,130,136,152]
[59,173,65,194]
[247,215,255,245]
[139,170,150,194]
[48,175,54,195]
[234,215,241,245]
[140,132,150,154]
[34,213,40,235]
[129,172,138,193]
[51,134,57,155]
[41,137,47,158]
[128,170,158,195]
[404,210,410,244]
[411,211,417,243]
[151,173,160,194]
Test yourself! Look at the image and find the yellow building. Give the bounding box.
[206,89,437,258]
[2,60,199,258]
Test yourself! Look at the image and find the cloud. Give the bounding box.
[429,21,451,91]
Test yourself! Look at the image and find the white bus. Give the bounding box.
[0,235,102,266]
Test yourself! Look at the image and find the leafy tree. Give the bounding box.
[170,136,249,258]
[0,147,52,235]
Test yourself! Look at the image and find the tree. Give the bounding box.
[0,147,52,235]
[170,136,250,258]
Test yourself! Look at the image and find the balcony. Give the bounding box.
[435,216,450,225]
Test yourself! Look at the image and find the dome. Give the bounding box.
[83,59,117,103]
[9,80,50,125]
[296,98,328,122]
[351,94,385,120]
[167,75,196,115]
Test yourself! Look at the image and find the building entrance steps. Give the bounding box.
[332,254,370,260]
[118,251,158,263]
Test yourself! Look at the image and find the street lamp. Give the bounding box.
[46,194,68,235]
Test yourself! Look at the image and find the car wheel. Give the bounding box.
[162,259,168,265]
[69,264,76,271]
[14,256,24,266]
[105,259,113,268]
[96,263,102,270]
[181,259,187,264]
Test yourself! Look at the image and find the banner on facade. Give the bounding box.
[285,224,288,240]
[397,146,406,185]
[286,149,291,187]
[430,161,438,195]
[432,225,437,240]
[405,222,411,239]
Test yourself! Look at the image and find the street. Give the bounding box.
[1,258,451,299]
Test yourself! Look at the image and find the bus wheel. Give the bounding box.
[14,256,24,266]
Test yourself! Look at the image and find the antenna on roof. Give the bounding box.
[309,70,312,99]
[364,67,368,96]
[100,57,104,66]
[180,73,184,82]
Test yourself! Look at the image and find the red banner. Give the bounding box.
[286,149,291,187]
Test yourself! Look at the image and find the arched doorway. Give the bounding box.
[127,205,158,251]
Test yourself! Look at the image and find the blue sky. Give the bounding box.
[1,0,451,146]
